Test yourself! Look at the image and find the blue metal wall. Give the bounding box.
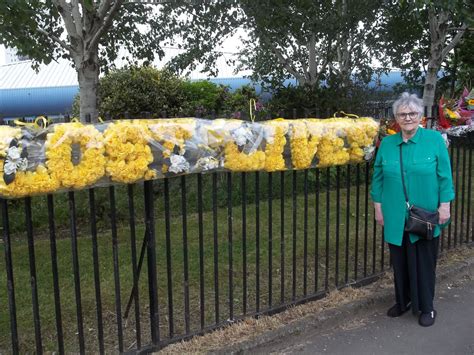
[0,86,79,118]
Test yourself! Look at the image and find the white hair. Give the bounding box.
[392,92,424,118]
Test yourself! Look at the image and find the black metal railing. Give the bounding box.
[0,113,473,354]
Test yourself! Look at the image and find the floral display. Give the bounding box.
[345,118,379,163]
[103,121,156,183]
[223,120,266,171]
[438,88,474,129]
[0,116,379,198]
[467,90,474,111]
[46,122,106,188]
[289,120,320,169]
[434,88,474,144]
[262,119,289,172]
[0,126,60,197]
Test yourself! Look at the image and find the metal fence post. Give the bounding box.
[144,180,160,345]
[1,199,19,354]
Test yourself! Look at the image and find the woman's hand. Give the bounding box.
[438,202,451,225]
[374,202,384,226]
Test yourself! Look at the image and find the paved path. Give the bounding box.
[252,266,474,355]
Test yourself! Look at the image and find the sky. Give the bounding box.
[0,31,250,79]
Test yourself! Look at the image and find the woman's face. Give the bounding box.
[395,105,422,133]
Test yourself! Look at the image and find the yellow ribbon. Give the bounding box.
[34,116,49,128]
[98,116,104,123]
[13,119,30,126]
[333,111,359,119]
[70,117,80,123]
[249,98,257,122]
[13,115,52,128]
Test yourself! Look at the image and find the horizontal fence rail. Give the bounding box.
[1,119,473,353]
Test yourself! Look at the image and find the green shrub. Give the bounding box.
[98,66,187,118]
[267,80,382,118]
[220,85,265,120]
[181,80,230,116]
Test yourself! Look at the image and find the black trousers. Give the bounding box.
[389,233,439,314]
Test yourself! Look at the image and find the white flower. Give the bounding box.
[16,158,28,171]
[6,146,21,161]
[363,146,375,160]
[196,156,219,171]
[169,154,190,174]
[4,160,17,175]
[232,126,253,146]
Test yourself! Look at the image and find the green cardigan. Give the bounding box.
[370,128,455,246]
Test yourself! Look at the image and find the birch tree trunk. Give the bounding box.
[423,9,446,116]
[423,8,467,116]
[75,51,100,122]
[52,0,123,122]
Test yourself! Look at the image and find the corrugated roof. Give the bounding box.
[0,59,77,89]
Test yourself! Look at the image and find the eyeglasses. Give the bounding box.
[396,111,419,120]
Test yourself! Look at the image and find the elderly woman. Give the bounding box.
[371,92,454,327]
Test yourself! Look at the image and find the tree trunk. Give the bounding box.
[423,63,439,117]
[307,34,317,85]
[76,51,100,123]
[423,9,446,117]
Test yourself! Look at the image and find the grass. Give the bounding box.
[2,166,373,235]
[0,146,473,352]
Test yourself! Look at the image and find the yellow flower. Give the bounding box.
[289,120,320,169]
[224,142,266,171]
[104,121,155,183]
[0,165,60,198]
[45,122,106,189]
[344,117,379,163]
[149,118,194,157]
[262,119,288,172]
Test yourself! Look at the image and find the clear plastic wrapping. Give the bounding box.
[0,117,379,198]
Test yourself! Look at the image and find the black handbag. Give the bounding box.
[399,146,439,240]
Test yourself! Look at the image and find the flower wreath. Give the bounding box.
[223,121,266,172]
[262,119,288,172]
[312,119,350,168]
[46,122,106,188]
[148,119,194,174]
[345,118,378,163]
[0,126,60,197]
[104,121,156,183]
[290,120,320,169]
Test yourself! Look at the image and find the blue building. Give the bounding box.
[0,60,78,122]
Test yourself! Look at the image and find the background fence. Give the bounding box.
[0,109,473,354]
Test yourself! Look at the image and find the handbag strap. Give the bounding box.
[399,145,410,208]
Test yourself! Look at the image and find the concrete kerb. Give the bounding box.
[212,248,474,355]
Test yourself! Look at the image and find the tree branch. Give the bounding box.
[52,0,78,39]
[70,0,84,40]
[267,39,305,83]
[98,0,112,20]
[37,27,74,52]
[442,23,468,58]
[87,0,124,52]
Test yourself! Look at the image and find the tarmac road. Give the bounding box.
[252,265,474,355]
